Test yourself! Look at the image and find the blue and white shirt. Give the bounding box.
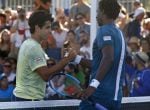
[91,23,126,101]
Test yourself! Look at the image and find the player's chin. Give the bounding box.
[43,36,48,40]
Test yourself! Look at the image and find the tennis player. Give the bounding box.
[75,0,126,109]
[12,11,76,104]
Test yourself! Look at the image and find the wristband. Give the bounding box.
[74,55,82,64]
[89,79,100,88]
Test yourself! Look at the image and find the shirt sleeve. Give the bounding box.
[96,28,114,50]
[28,46,47,71]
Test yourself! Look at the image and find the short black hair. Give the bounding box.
[41,0,51,4]
[67,30,76,36]
[99,0,121,20]
[28,10,52,33]
[51,21,60,30]
[68,62,79,73]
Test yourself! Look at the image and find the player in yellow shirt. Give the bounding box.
[13,11,76,102]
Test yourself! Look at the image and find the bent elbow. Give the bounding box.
[41,76,49,82]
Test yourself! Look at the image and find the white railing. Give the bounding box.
[4,0,34,11]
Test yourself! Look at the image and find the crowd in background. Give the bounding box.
[0,0,150,101]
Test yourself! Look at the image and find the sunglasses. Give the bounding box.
[3,65,11,68]
[47,63,55,67]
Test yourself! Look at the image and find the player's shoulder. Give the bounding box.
[98,25,111,35]
[23,39,40,50]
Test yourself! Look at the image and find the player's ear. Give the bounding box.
[35,25,40,32]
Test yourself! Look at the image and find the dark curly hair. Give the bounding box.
[28,10,52,34]
[99,0,121,20]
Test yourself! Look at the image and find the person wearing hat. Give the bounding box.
[0,73,14,100]
[126,7,146,39]
[0,13,10,32]
[133,0,143,11]
[130,51,150,96]
[128,36,140,55]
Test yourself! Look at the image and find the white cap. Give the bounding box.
[135,0,141,3]
[135,52,149,66]
[134,7,145,18]
[118,12,126,19]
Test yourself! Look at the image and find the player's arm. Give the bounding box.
[79,45,114,100]
[33,47,76,82]
[35,57,74,82]
[95,45,114,81]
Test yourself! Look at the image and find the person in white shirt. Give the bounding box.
[10,8,31,58]
[51,21,68,48]
[79,31,90,59]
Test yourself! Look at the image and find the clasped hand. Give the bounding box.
[74,86,96,100]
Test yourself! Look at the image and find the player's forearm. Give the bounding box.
[48,58,70,74]
[94,45,114,82]
[95,56,114,81]
[36,58,71,81]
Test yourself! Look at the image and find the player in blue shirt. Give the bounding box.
[75,0,126,110]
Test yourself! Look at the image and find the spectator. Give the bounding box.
[0,50,7,74]
[142,18,150,37]
[55,8,69,29]
[140,37,150,57]
[64,62,85,87]
[79,31,90,59]
[51,21,68,48]
[128,36,140,55]
[126,7,146,39]
[133,0,143,11]
[34,0,52,13]
[0,73,14,100]
[123,55,137,97]
[0,29,11,56]
[8,57,17,74]
[69,0,91,22]
[62,30,80,58]
[2,58,16,85]
[74,13,90,42]
[116,6,129,30]
[130,52,150,96]
[0,13,10,32]
[4,8,13,28]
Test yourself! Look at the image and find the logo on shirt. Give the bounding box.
[103,36,111,41]
[34,57,43,62]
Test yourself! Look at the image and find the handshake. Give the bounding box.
[63,40,83,64]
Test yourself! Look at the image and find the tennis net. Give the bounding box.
[0,97,150,110]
